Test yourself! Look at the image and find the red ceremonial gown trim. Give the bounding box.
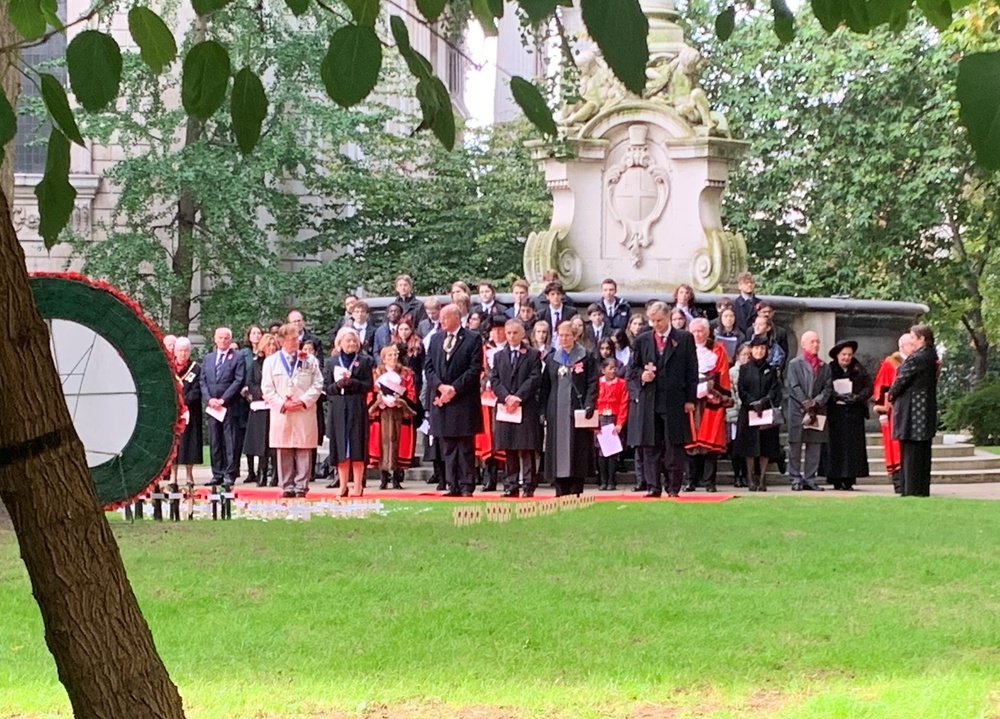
[686,344,730,454]
[873,354,902,474]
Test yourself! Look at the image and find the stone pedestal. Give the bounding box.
[525,104,748,294]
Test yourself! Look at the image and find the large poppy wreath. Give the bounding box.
[30,273,182,508]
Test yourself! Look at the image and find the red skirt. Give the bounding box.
[368,414,415,470]
[881,415,901,474]
[475,402,506,463]
[686,401,727,454]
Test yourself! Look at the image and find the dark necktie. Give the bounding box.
[553,310,560,327]
[511,349,519,368]
[444,333,456,359]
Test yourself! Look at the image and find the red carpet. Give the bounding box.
[193,486,736,503]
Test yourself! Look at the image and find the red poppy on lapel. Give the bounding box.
[572,361,584,374]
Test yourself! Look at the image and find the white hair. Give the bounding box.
[174,337,192,351]
[689,317,710,332]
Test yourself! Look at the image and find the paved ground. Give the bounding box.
[179,463,1000,500]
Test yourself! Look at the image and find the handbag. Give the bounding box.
[769,405,784,426]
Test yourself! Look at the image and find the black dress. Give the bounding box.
[324,352,374,463]
[732,359,782,459]
[826,359,873,486]
[243,356,269,457]
[175,362,203,465]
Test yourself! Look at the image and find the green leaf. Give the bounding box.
[39,0,61,30]
[231,67,267,154]
[128,7,177,74]
[34,130,77,249]
[518,0,559,21]
[771,0,794,41]
[888,1,910,30]
[191,0,233,16]
[285,0,309,15]
[471,0,500,35]
[916,0,951,30]
[487,0,504,16]
[39,73,84,146]
[415,75,455,150]
[181,40,231,120]
[320,25,383,108]
[811,0,843,32]
[844,0,870,31]
[0,89,15,146]
[580,0,649,95]
[390,16,433,80]
[715,6,736,40]
[8,0,46,40]
[415,0,447,21]
[510,76,556,137]
[66,31,123,111]
[343,0,380,25]
[958,52,1000,170]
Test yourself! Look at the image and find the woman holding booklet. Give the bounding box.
[825,340,872,490]
[539,321,598,497]
[732,335,783,491]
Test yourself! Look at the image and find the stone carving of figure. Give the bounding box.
[646,47,724,135]
[558,49,626,127]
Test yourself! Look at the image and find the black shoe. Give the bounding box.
[632,485,648,492]
[461,491,475,497]
[392,471,404,490]
[803,484,824,492]
[759,484,768,492]
[436,481,447,491]
[295,491,307,498]
[522,490,535,498]
[268,479,278,487]
[843,485,854,491]
[243,473,258,484]
[667,491,679,498]
[281,490,296,498]
[748,484,758,492]
[791,484,802,491]
[502,489,519,498]
[682,483,697,492]
[257,479,268,487]
[443,489,462,497]
[644,490,662,498]
[609,484,617,491]
[706,485,718,493]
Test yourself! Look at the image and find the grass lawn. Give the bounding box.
[2,496,1000,718]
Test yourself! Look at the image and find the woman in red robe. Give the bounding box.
[684,318,733,492]
[368,345,418,490]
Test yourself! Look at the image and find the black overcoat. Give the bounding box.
[539,345,598,480]
[175,361,203,465]
[888,345,938,442]
[324,353,374,463]
[626,328,698,447]
[826,359,872,478]
[425,327,484,438]
[490,344,543,451]
[732,359,783,459]
[243,357,270,457]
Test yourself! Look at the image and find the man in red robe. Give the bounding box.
[872,333,915,494]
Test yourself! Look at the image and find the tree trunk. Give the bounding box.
[0,187,187,717]
[168,16,207,335]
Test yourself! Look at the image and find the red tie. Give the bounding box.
[655,333,666,352]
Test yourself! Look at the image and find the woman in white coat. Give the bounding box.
[262,323,324,498]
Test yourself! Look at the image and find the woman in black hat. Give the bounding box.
[732,335,783,491]
[826,340,873,490]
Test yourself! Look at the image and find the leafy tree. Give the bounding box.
[685,0,1000,384]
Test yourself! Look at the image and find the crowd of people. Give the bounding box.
[162,271,939,499]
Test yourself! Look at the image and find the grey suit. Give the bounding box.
[785,356,832,489]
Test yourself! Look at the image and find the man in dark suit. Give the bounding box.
[394,274,426,325]
[733,271,759,336]
[425,304,484,496]
[473,281,508,317]
[331,293,358,334]
[583,303,610,348]
[626,301,698,497]
[289,309,323,357]
[417,296,442,340]
[537,281,577,345]
[599,278,631,330]
[373,302,403,358]
[504,278,536,320]
[757,302,789,364]
[200,326,247,487]
[490,319,543,497]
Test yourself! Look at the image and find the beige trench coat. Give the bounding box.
[262,352,324,449]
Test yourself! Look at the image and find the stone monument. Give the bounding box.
[523,0,749,294]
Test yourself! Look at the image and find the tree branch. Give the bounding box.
[0,0,119,56]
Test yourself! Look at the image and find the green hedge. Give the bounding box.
[942,381,1000,445]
